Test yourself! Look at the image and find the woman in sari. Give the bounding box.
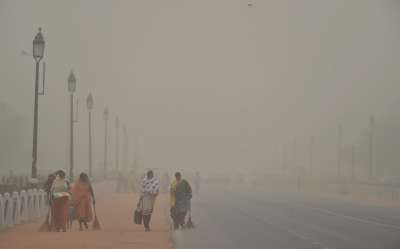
[72,173,95,230]
[50,170,70,232]
[170,172,192,230]
[140,170,160,232]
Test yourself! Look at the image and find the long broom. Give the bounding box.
[185,200,195,229]
[92,203,101,230]
[39,206,52,232]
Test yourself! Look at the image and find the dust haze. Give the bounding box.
[1,0,400,190]
[4,1,400,249]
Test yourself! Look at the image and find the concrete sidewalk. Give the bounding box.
[0,193,171,249]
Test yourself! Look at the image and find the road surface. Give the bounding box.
[173,184,400,249]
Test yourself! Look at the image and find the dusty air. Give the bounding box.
[1,1,400,249]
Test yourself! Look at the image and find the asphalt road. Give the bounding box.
[172,184,400,249]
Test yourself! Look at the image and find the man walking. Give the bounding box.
[140,170,160,232]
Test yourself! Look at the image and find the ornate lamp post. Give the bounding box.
[86,94,94,178]
[68,71,77,182]
[103,107,110,179]
[123,125,129,170]
[337,124,342,178]
[368,115,374,181]
[31,28,45,179]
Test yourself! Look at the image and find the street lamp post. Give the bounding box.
[103,107,109,179]
[351,145,356,182]
[133,136,140,172]
[282,144,287,172]
[368,115,374,181]
[68,71,77,182]
[115,117,120,173]
[31,28,45,180]
[337,124,342,178]
[123,125,129,170]
[309,136,314,177]
[86,94,94,178]
[292,138,296,170]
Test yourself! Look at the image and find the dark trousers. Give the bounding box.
[173,211,187,229]
[143,214,152,229]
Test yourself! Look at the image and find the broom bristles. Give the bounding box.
[92,204,101,230]
[92,216,101,230]
[186,218,195,229]
[39,207,52,232]
[39,220,51,232]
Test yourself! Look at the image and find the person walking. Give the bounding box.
[50,170,71,232]
[40,173,55,231]
[44,173,56,204]
[72,173,96,231]
[139,170,160,232]
[170,172,192,230]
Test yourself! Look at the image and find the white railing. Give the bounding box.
[0,189,47,230]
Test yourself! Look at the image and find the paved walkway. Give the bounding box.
[0,193,171,249]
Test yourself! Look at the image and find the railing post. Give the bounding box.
[27,189,33,221]
[19,190,28,222]
[4,193,14,227]
[33,189,40,219]
[0,194,4,229]
[12,192,20,225]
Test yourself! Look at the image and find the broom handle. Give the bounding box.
[46,204,51,222]
[188,199,192,218]
[93,203,97,217]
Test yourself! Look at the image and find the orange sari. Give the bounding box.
[71,181,93,222]
[52,196,69,231]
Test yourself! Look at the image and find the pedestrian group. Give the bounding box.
[43,170,96,232]
[135,170,194,231]
[41,169,196,233]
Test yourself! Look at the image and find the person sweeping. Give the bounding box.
[72,173,97,230]
[92,202,101,230]
[170,172,192,230]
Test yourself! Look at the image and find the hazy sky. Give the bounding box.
[1,0,400,176]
